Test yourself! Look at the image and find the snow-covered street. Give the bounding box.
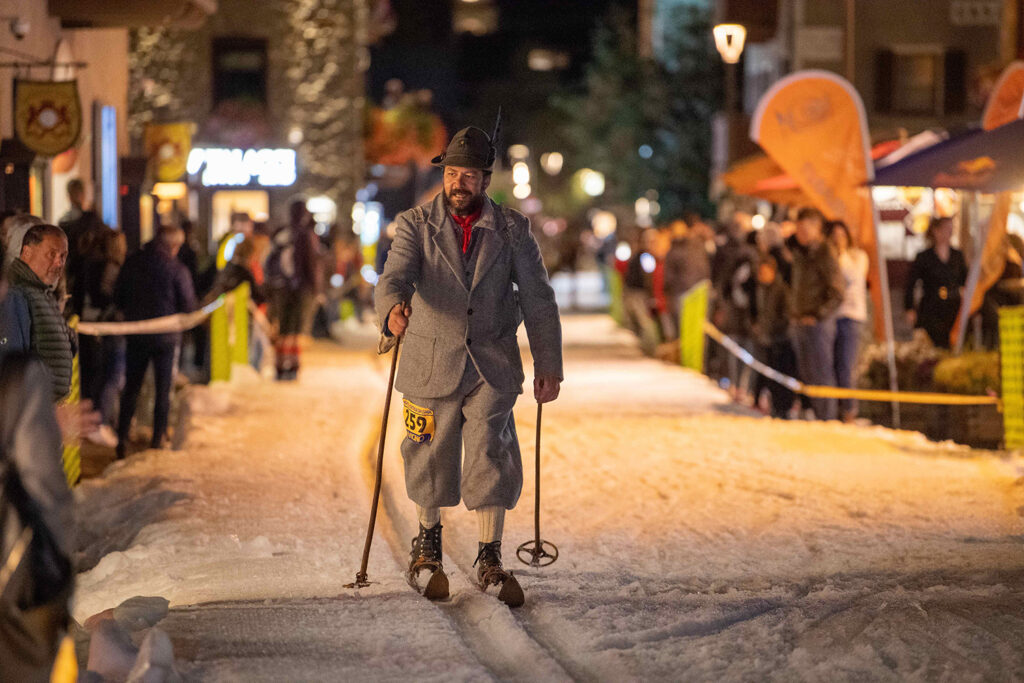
[74,315,1024,681]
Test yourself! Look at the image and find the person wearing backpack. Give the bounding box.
[265,201,323,380]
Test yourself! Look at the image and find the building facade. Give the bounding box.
[0,0,131,224]
[129,0,369,251]
[714,0,1017,172]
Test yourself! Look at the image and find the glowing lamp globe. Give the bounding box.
[713,24,746,64]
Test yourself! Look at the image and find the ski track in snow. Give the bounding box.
[73,315,1024,681]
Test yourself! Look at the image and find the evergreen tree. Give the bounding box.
[554,4,720,220]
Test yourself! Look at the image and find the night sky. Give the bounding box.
[369,0,637,141]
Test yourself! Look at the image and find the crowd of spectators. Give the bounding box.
[0,182,375,462]
[612,207,876,422]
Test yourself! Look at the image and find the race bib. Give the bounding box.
[403,399,435,444]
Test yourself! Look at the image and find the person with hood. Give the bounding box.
[0,224,76,403]
[0,241,76,681]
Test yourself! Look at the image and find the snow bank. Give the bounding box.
[73,317,1024,680]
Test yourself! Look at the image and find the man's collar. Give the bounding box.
[9,257,47,289]
[429,192,497,231]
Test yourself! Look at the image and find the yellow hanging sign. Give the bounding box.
[14,79,82,157]
[145,122,193,182]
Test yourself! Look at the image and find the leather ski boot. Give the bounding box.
[407,522,448,600]
[474,541,524,607]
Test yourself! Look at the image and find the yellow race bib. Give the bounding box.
[403,400,435,444]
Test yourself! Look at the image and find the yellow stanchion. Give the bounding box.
[606,266,624,327]
[679,280,709,373]
[62,318,81,487]
[999,306,1024,448]
[232,282,250,367]
[210,295,229,382]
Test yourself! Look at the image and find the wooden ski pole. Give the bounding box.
[349,335,401,587]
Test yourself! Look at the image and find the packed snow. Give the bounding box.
[74,315,1024,680]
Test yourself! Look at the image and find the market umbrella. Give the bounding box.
[871,118,1024,192]
[721,140,906,205]
[719,153,811,205]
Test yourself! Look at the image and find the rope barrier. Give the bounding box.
[702,320,1001,407]
[76,297,227,337]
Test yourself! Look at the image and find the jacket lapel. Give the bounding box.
[470,199,504,291]
[428,195,469,291]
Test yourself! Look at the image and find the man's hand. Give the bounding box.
[534,375,561,404]
[55,399,101,445]
[388,303,412,337]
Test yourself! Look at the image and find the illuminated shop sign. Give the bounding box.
[186,147,297,187]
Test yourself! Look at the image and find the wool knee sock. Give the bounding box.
[416,505,440,529]
[476,506,505,544]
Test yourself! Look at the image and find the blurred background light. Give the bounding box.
[508,144,530,159]
[591,210,617,239]
[540,152,563,175]
[512,161,531,185]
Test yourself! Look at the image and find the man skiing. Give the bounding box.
[375,122,563,606]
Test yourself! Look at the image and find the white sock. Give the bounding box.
[416,505,440,528]
[476,506,505,544]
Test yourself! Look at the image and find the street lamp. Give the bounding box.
[713,24,746,64]
[713,23,746,114]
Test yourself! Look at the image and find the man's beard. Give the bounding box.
[444,187,485,216]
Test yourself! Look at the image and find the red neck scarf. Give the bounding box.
[450,208,482,254]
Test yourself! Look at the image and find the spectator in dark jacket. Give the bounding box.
[113,225,197,458]
[790,207,844,420]
[752,255,796,418]
[0,224,76,402]
[265,201,324,380]
[621,229,660,355]
[663,219,711,340]
[710,214,756,399]
[904,216,967,348]
[74,229,127,445]
[0,253,76,680]
[176,219,200,295]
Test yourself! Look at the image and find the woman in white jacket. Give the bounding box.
[828,221,869,423]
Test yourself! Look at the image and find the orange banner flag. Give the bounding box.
[749,70,881,335]
[982,61,1024,131]
[968,63,1024,319]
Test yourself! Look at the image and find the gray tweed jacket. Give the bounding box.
[375,193,562,398]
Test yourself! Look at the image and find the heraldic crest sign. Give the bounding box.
[14,79,83,157]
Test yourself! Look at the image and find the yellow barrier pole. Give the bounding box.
[210,236,237,382]
[210,297,229,382]
[62,318,82,486]
[999,306,1024,448]
[232,282,250,366]
[606,266,624,326]
[679,280,709,373]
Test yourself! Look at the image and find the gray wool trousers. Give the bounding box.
[400,358,522,511]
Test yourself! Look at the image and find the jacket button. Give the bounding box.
[467,308,473,315]
[466,338,472,345]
